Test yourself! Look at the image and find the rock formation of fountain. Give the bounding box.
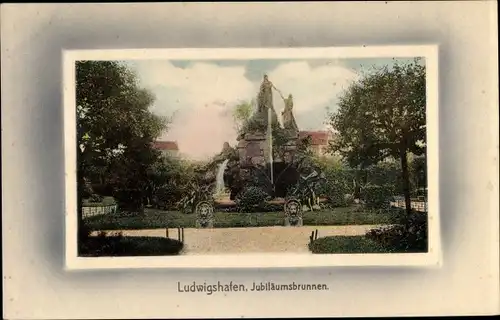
[215,158,230,198]
[235,75,300,197]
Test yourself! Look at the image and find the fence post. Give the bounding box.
[166,228,169,238]
[181,228,185,243]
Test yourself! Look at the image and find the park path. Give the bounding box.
[92,225,384,254]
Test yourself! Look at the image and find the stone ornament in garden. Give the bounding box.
[195,201,214,228]
[284,198,303,227]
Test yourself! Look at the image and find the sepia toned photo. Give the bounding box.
[64,46,440,269]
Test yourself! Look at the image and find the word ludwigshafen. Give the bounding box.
[177,281,329,295]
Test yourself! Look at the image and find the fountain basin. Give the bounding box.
[213,197,328,208]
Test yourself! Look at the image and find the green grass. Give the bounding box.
[301,207,398,225]
[308,236,390,254]
[84,206,401,231]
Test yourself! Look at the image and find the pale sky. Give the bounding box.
[124,57,422,160]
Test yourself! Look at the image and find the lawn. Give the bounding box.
[84,206,401,231]
[308,236,390,254]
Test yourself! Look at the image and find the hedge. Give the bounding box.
[308,236,389,254]
[79,234,184,256]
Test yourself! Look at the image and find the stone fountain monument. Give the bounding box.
[236,75,300,183]
[195,74,316,227]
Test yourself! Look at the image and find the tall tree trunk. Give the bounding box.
[399,148,412,219]
[77,153,86,255]
[354,165,364,199]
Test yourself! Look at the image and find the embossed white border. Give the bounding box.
[63,45,441,270]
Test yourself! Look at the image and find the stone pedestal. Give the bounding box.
[195,220,214,228]
[284,216,303,227]
[237,132,267,168]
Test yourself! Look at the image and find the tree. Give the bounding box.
[145,156,197,209]
[233,99,255,133]
[76,61,168,242]
[329,59,426,218]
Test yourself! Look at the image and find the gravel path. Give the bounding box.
[92,225,384,254]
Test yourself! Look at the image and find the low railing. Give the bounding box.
[82,204,118,218]
[165,227,185,244]
[390,200,428,212]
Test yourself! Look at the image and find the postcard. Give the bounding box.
[64,46,441,269]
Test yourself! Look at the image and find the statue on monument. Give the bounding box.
[257,74,273,113]
[280,93,299,133]
[255,74,279,127]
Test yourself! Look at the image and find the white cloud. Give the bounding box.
[128,60,358,160]
[130,61,257,160]
[268,61,359,130]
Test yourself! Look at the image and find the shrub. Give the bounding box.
[314,161,355,207]
[366,161,403,193]
[344,193,355,206]
[83,196,116,210]
[317,178,351,207]
[309,236,389,254]
[328,183,350,207]
[77,224,92,248]
[215,202,282,213]
[236,186,269,212]
[101,196,117,205]
[365,212,428,253]
[79,236,184,256]
[91,183,115,197]
[410,155,427,195]
[113,188,145,211]
[361,184,395,209]
[89,194,103,203]
[258,202,284,212]
[177,182,214,214]
[82,178,94,198]
[153,184,183,210]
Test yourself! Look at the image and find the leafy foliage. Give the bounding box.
[107,140,161,212]
[233,99,255,133]
[361,183,395,210]
[329,59,426,216]
[314,156,356,207]
[84,206,401,230]
[178,182,214,214]
[174,161,218,213]
[82,196,117,207]
[365,212,428,253]
[360,161,402,209]
[79,235,184,256]
[149,156,197,210]
[236,186,270,212]
[76,61,168,218]
[410,155,427,195]
[309,236,389,254]
[366,161,403,192]
[88,194,104,203]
